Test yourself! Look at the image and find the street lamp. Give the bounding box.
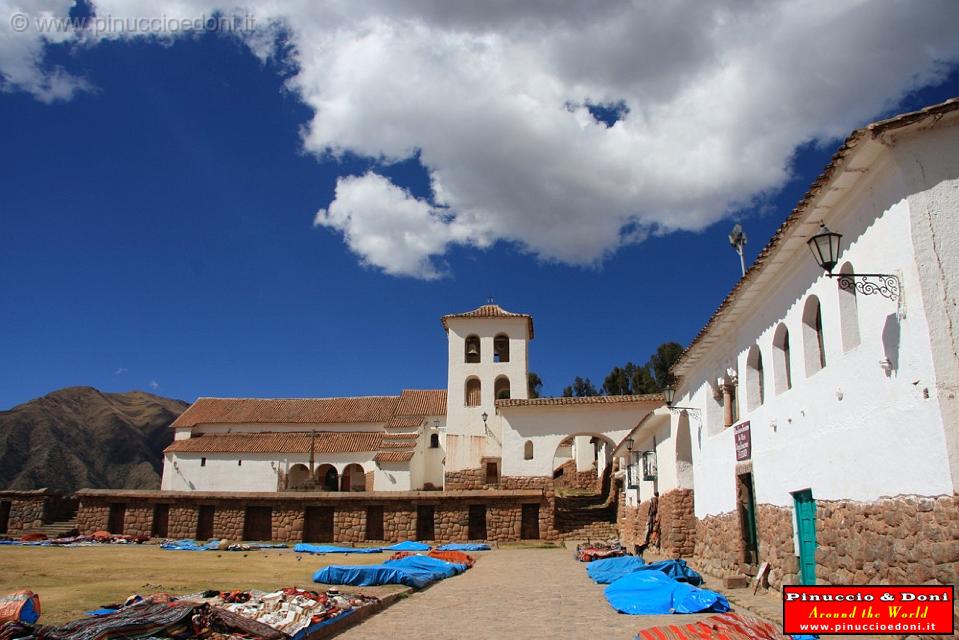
[662,386,702,419]
[626,438,634,452]
[807,223,900,301]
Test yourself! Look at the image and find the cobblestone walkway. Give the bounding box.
[337,548,717,640]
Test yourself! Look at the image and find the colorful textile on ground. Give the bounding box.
[635,612,796,640]
[605,570,730,615]
[436,543,490,551]
[575,541,625,562]
[212,587,379,636]
[293,543,382,554]
[0,591,40,625]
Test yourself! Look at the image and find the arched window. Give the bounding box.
[494,376,511,400]
[772,323,792,394]
[524,440,534,460]
[802,295,827,376]
[430,433,440,448]
[837,262,861,352]
[745,345,764,411]
[494,334,510,363]
[465,335,481,363]
[465,378,482,407]
[341,463,366,492]
[316,464,338,491]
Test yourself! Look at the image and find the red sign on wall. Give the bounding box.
[734,421,751,461]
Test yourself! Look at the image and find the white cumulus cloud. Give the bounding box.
[5,0,959,277]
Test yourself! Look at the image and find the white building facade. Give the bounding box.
[615,99,959,592]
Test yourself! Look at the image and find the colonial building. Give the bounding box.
[615,98,959,592]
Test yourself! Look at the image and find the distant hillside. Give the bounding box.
[0,386,188,492]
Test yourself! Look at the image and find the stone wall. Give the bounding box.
[0,490,77,535]
[444,467,488,490]
[693,511,747,579]
[554,459,597,492]
[659,489,696,558]
[75,489,553,543]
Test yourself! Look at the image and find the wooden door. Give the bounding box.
[108,503,126,534]
[365,506,384,541]
[468,505,487,540]
[793,490,817,585]
[521,503,540,540]
[416,505,435,541]
[196,505,215,540]
[303,506,335,543]
[243,506,273,541]
[152,504,170,538]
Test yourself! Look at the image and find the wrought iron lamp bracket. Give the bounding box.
[829,271,904,318]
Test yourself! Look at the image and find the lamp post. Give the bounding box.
[807,223,901,301]
[662,386,702,420]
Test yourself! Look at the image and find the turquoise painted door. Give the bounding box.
[793,490,817,585]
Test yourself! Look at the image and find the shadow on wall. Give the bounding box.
[882,312,901,375]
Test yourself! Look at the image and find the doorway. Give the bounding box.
[108,503,126,534]
[365,506,384,541]
[793,489,817,585]
[521,504,540,539]
[736,473,758,565]
[196,505,215,540]
[0,501,10,534]
[485,461,499,485]
[244,506,273,541]
[303,506,335,543]
[468,505,487,540]
[416,505,435,541]
[152,504,170,538]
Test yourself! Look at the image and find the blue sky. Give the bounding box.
[2,2,959,408]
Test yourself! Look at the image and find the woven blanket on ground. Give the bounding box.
[635,612,789,640]
[41,601,198,640]
[576,541,625,562]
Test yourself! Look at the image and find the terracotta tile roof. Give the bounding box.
[381,440,417,450]
[374,451,415,463]
[671,98,959,378]
[170,396,400,428]
[496,394,663,408]
[164,432,383,454]
[386,415,426,428]
[395,389,447,416]
[383,432,419,441]
[441,304,534,339]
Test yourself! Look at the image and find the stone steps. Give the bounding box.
[21,517,78,538]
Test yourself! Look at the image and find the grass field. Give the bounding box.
[0,545,406,625]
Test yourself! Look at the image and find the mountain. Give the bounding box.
[0,386,188,492]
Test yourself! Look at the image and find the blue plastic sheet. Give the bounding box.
[383,541,431,551]
[605,571,730,615]
[293,543,382,554]
[437,543,490,551]
[313,554,465,589]
[85,608,119,617]
[640,559,704,586]
[587,556,646,583]
[159,539,221,551]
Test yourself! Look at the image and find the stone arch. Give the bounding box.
[465,377,482,407]
[316,464,338,491]
[494,375,511,400]
[341,463,366,492]
[494,333,510,362]
[524,440,534,460]
[551,432,616,494]
[288,463,310,489]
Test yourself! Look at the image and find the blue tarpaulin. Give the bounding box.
[159,539,221,551]
[640,559,704,586]
[605,571,730,615]
[313,554,465,589]
[437,543,491,551]
[383,541,431,551]
[587,556,646,583]
[293,544,382,554]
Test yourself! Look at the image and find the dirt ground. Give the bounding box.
[0,544,405,624]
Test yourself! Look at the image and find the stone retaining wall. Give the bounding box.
[554,459,597,492]
[0,490,77,535]
[444,467,489,490]
[75,489,553,543]
[617,489,694,557]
